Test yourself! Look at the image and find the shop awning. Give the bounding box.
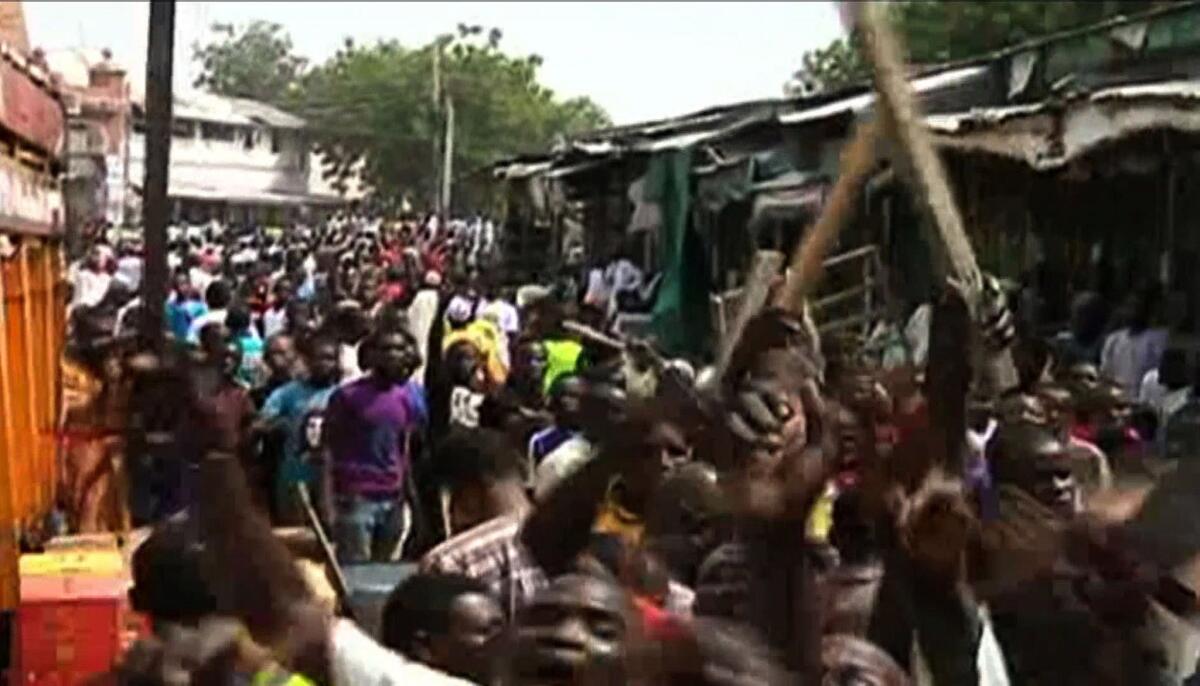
[778,65,989,127]
[750,173,829,224]
[931,78,1200,169]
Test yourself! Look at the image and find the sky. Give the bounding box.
[24,1,844,125]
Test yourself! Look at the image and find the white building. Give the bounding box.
[128,91,355,226]
[44,47,364,228]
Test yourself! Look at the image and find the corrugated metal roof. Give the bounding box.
[493,160,553,180]
[929,77,1200,169]
[170,91,307,129]
[229,96,306,129]
[173,92,255,126]
[926,103,1048,133]
[778,65,989,126]
[1090,79,1200,103]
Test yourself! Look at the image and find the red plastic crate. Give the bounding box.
[13,556,127,686]
[15,599,121,685]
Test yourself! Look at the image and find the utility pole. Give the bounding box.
[430,42,442,219]
[140,0,175,348]
[441,97,455,218]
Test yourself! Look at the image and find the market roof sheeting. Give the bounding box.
[142,90,307,130]
[229,96,307,129]
[926,103,1048,134]
[493,160,553,180]
[777,65,990,126]
[931,79,1200,169]
[133,179,350,206]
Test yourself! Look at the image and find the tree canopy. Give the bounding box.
[192,21,307,103]
[791,1,1184,94]
[193,22,610,210]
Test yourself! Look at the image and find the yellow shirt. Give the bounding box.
[593,485,645,547]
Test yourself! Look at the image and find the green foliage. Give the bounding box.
[195,21,610,209]
[790,33,868,95]
[796,1,1184,93]
[193,21,307,103]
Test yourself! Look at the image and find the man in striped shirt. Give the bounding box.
[420,429,546,619]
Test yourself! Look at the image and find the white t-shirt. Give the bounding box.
[606,259,644,295]
[1100,327,1168,397]
[330,619,473,686]
[262,307,288,340]
[1139,368,1191,428]
[340,342,364,380]
[187,308,228,344]
[114,297,143,339]
[583,268,608,307]
[912,604,1010,686]
[484,299,520,337]
[115,255,144,291]
[71,266,112,308]
[407,288,441,382]
[190,267,216,299]
[331,614,475,686]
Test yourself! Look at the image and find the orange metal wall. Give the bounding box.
[0,237,63,609]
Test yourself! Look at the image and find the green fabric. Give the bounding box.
[646,149,710,357]
[542,338,583,395]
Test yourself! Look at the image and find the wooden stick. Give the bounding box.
[295,483,356,621]
[855,1,1018,393]
[772,120,880,312]
[563,320,627,352]
[854,1,981,295]
[713,250,785,378]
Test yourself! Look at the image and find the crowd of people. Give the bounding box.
[55,212,1200,685]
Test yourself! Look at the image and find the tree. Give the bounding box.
[293,24,610,209]
[787,35,867,96]
[794,1,1185,94]
[193,21,307,103]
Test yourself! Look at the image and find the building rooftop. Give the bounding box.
[45,47,306,130]
[170,90,306,129]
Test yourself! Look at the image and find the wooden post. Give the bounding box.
[1163,132,1175,289]
[140,0,175,349]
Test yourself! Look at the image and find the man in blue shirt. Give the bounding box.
[165,269,206,342]
[258,335,342,524]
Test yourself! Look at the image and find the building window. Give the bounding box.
[271,130,282,154]
[243,127,256,150]
[200,121,237,142]
[171,118,196,139]
[67,125,90,152]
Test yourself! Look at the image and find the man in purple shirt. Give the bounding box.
[322,327,426,562]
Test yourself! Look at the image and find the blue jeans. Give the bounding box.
[333,495,411,563]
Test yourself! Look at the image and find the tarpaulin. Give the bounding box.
[647,149,710,357]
